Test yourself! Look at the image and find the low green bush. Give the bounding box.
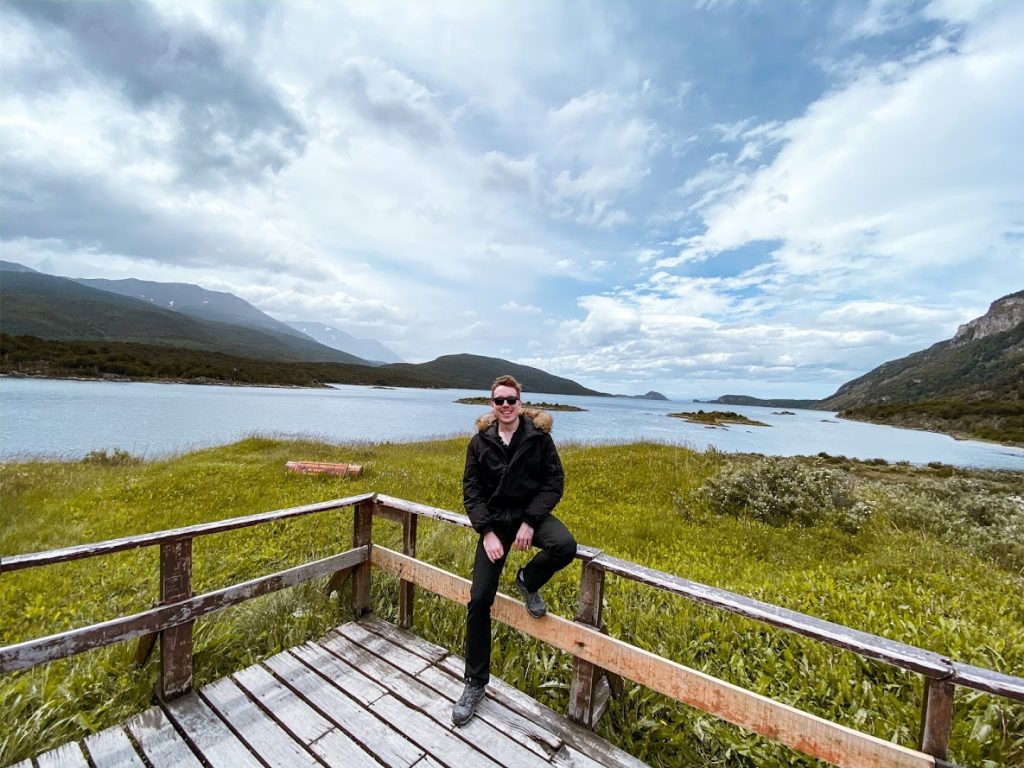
[696,456,871,532]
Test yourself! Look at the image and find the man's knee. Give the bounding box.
[551,533,577,565]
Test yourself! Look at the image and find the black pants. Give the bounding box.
[464,514,576,685]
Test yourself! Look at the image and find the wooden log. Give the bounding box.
[285,461,363,477]
[159,539,193,700]
[1,547,367,673]
[0,492,374,573]
[370,546,939,768]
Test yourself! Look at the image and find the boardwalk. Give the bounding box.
[14,615,649,768]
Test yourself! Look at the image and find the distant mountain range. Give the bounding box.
[285,321,404,365]
[0,261,602,396]
[710,290,1024,445]
[0,267,367,365]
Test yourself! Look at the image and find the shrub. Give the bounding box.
[697,456,868,532]
[80,449,142,466]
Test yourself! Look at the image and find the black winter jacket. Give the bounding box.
[462,409,564,534]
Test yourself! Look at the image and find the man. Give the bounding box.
[453,374,577,726]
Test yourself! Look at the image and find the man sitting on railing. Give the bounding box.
[453,374,577,726]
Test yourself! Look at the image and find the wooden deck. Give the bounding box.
[14,615,649,768]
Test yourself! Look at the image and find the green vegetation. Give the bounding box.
[454,396,587,412]
[1,440,1022,767]
[0,334,604,396]
[840,399,1024,447]
[0,333,432,388]
[668,409,770,427]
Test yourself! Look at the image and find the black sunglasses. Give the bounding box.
[492,396,519,406]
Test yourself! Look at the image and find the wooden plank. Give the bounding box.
[233,661,381,768]
[307,637,552,767]
[400,511,418,629]
[1,493,374,572]
[263,650,423,768]
[951,662,1024,701]
[352,500,373,616]
[358,614,450,665]
[35,741,89,768]
[83,725,147,767]
[201,676,322,768]
[293,639,391,705]
[591,553,954,680]
[369,694,505,768]
[162,692,263,768]
[124,706,205,768]
[159,539,193,699]
[1,546,367,673]
[405,654,564,758]
[569,560,605,725]
[433,654,656,768]
[919,679,954,760]
[372,546,938,768]
[335,621,431,675]
[553,745,612,768]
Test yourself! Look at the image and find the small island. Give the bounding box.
[668,410,770,427]
[454,397,587,412]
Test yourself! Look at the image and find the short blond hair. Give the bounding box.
[490,374,522,397]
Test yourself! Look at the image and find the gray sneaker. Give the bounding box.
[515,569,546,618]
[452,680,486,726]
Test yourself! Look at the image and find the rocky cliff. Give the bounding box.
[951,290,1024,346]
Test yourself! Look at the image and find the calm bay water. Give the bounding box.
[1,378,1022,470]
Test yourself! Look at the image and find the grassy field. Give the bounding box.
[1,438,1022,767]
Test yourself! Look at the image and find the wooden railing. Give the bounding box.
[2,492,1022,768]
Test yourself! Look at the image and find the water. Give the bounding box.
[1,378,1022,470]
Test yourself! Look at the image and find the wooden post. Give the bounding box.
[352,499,374,617]
[919,677,954,760]
[158,539,192,700]
[399,511,417,629]
[568,556,605,726]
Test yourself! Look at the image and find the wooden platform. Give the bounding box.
[15,615,650,768]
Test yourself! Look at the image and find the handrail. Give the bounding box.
[3,492,1022,768]
[0,492,375,572]
[377,495,1023,700]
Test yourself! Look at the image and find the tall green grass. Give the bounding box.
[1,438,1021,767]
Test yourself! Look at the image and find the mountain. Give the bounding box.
[76,277,312,342]
[0,269,368,364]
[380,354,607,396]
[706,395,819,409]
[704,291,1024,445]
[819,291,1024,410]
[818,291,1024,445]
[286,321,404,365]
[0,260,38,273]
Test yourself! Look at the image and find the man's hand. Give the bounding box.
[513,522,534,551]
[483,531,504,563]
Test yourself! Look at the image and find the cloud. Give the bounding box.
[5,1,306,186]
[500,301,543,314]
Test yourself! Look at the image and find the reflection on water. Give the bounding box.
[1,378,1022,471]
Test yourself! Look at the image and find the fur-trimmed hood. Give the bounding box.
[475,407,553,434]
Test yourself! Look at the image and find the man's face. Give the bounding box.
[491,384,522,426]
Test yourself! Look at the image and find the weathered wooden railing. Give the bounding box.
[2,492,1022,768]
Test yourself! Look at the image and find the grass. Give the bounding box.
[1,438,1022,767]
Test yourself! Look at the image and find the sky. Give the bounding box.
[2,0,1022,399]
